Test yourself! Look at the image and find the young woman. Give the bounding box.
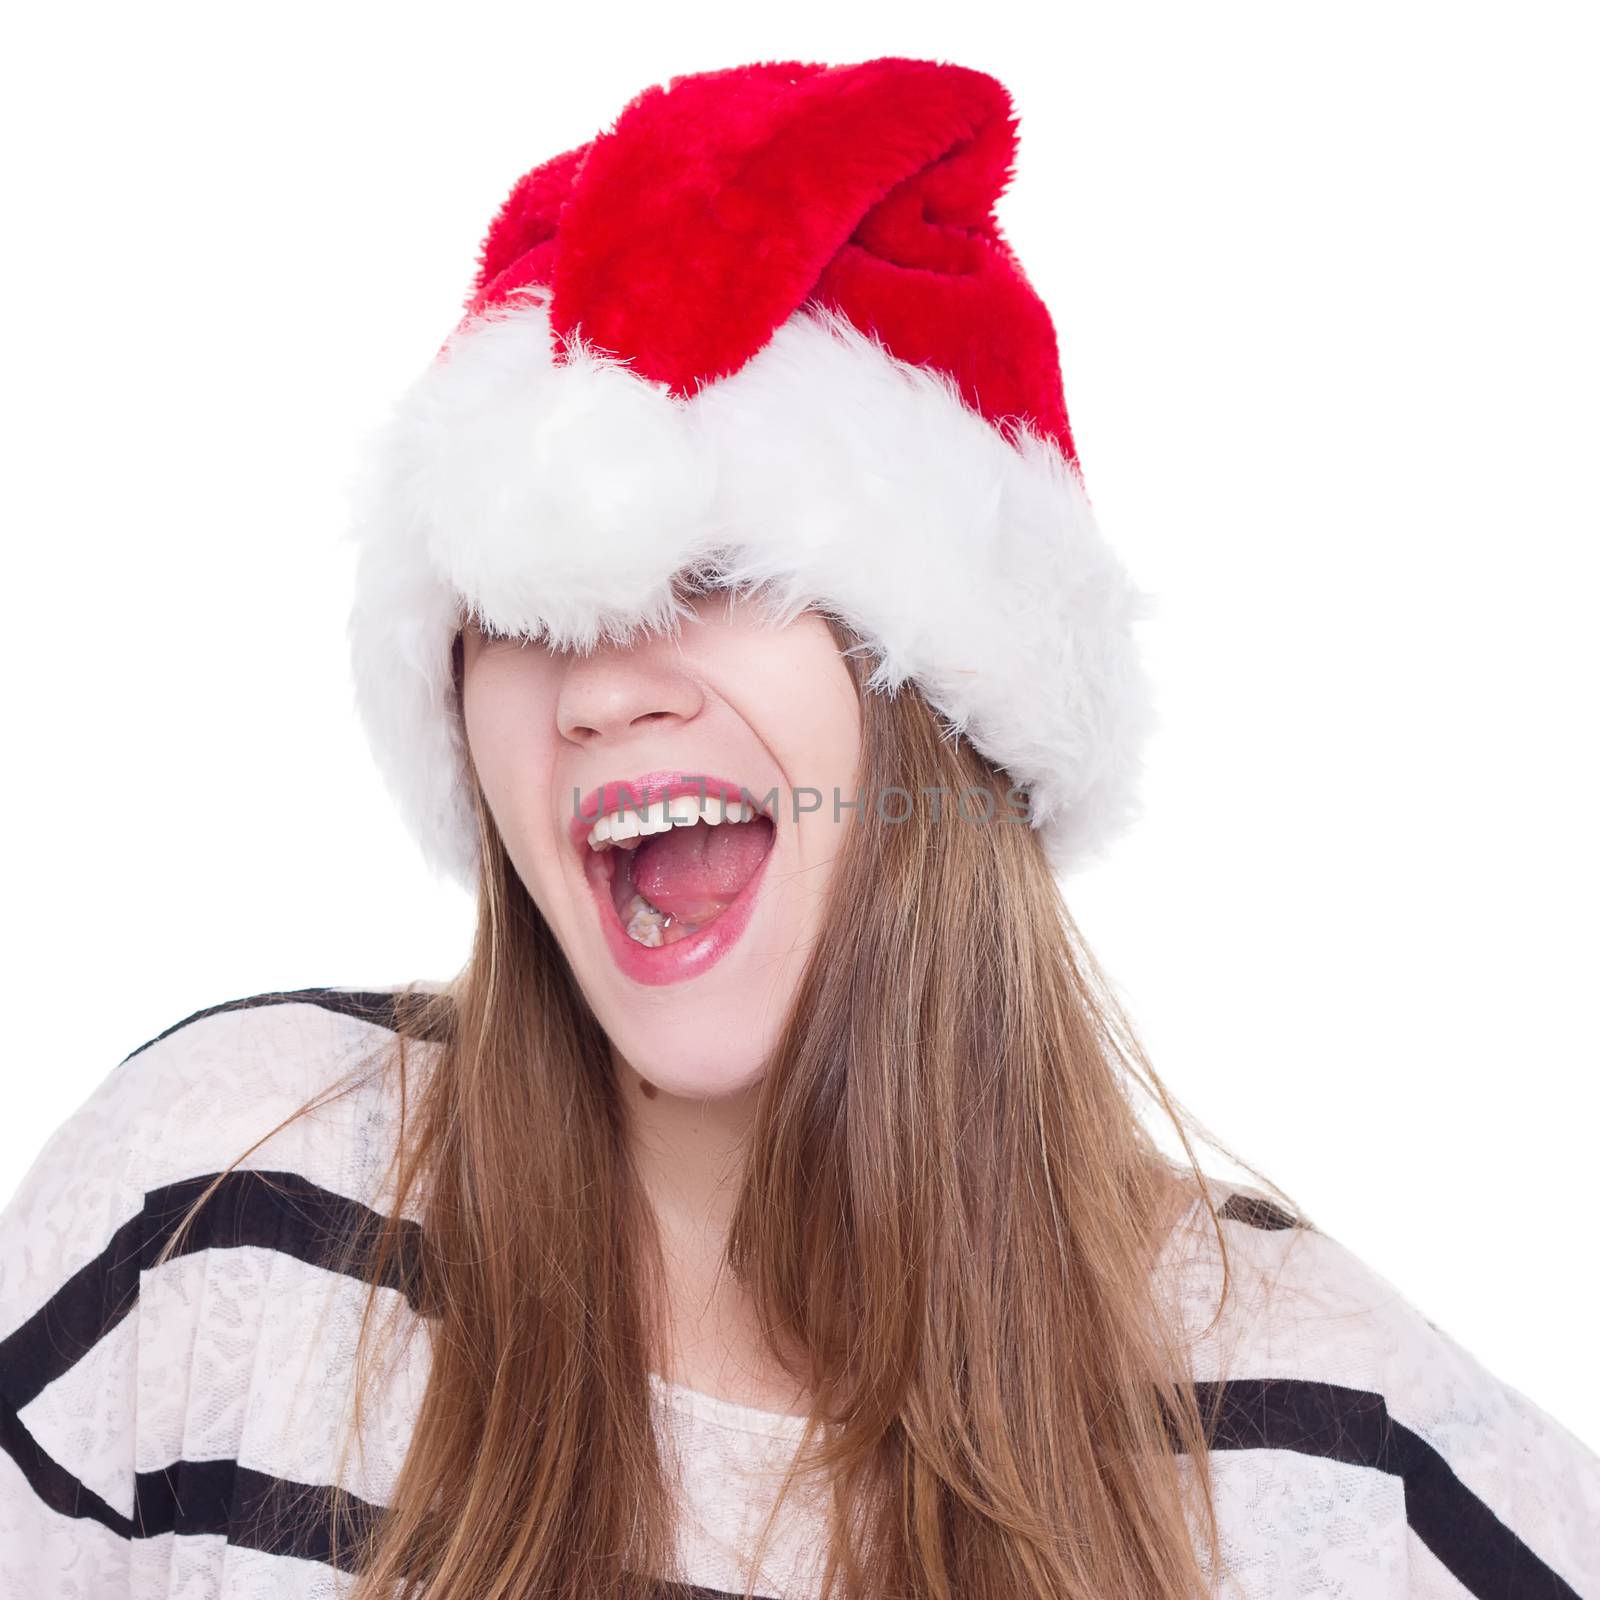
[2,55,1595,1600]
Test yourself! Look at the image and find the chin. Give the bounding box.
[651,1060,768,1103]
[511,780,820,1092]
[609,1016,777,1101]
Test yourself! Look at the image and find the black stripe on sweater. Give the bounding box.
[134,1458,383,1568]
[0,1170,427,1411]
[4,1384,733,1591]
[0,1392,387,1568]
[1217,1192,1303,1231]
[6,1373,1577,1597]
[119,985,452,1065]
[0,1167,1576,1597]
[1190,1377,1581,1598]
[0,1393,132,1537]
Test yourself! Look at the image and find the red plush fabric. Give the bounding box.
[456,56,1077,467]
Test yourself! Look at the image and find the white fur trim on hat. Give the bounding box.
[343,293,1156,887]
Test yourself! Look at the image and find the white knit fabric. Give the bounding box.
[2,989,1596,1599]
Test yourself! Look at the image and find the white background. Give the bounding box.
[4,2,1595,1448]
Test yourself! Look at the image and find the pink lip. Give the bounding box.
[569,771,777,988]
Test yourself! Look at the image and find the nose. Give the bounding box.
[554,635,707,747]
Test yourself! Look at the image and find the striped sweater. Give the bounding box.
[1,987,1596,1598]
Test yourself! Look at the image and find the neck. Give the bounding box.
[613,1046,761,1237]
[612,1045,802,1399]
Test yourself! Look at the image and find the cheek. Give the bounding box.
[461,670,522,795]
[802,678,863,801]
[770,639,863,813]
[692,613,864,794]
[461,659,564,873]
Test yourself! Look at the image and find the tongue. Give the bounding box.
[631,819,773,924]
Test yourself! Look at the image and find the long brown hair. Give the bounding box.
[159,607,1305,1599]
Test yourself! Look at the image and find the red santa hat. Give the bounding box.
[345,56,1156,887]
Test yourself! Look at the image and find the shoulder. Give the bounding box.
[0,984,448,1578]
[113,982,450,1195]
[1,981,449,1350]
[1160,1178,1600,1597]
[1162,1178,1419,1387]
[118,981,449,1120]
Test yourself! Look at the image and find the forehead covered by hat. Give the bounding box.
[344,56,1156,888]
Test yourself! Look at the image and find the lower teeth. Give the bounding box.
[621,891,721,949]
[623,893,670,948]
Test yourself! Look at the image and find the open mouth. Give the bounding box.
[590,794,776,947]
[572,779,778,979]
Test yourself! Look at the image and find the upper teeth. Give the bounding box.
[586,794,760,851]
